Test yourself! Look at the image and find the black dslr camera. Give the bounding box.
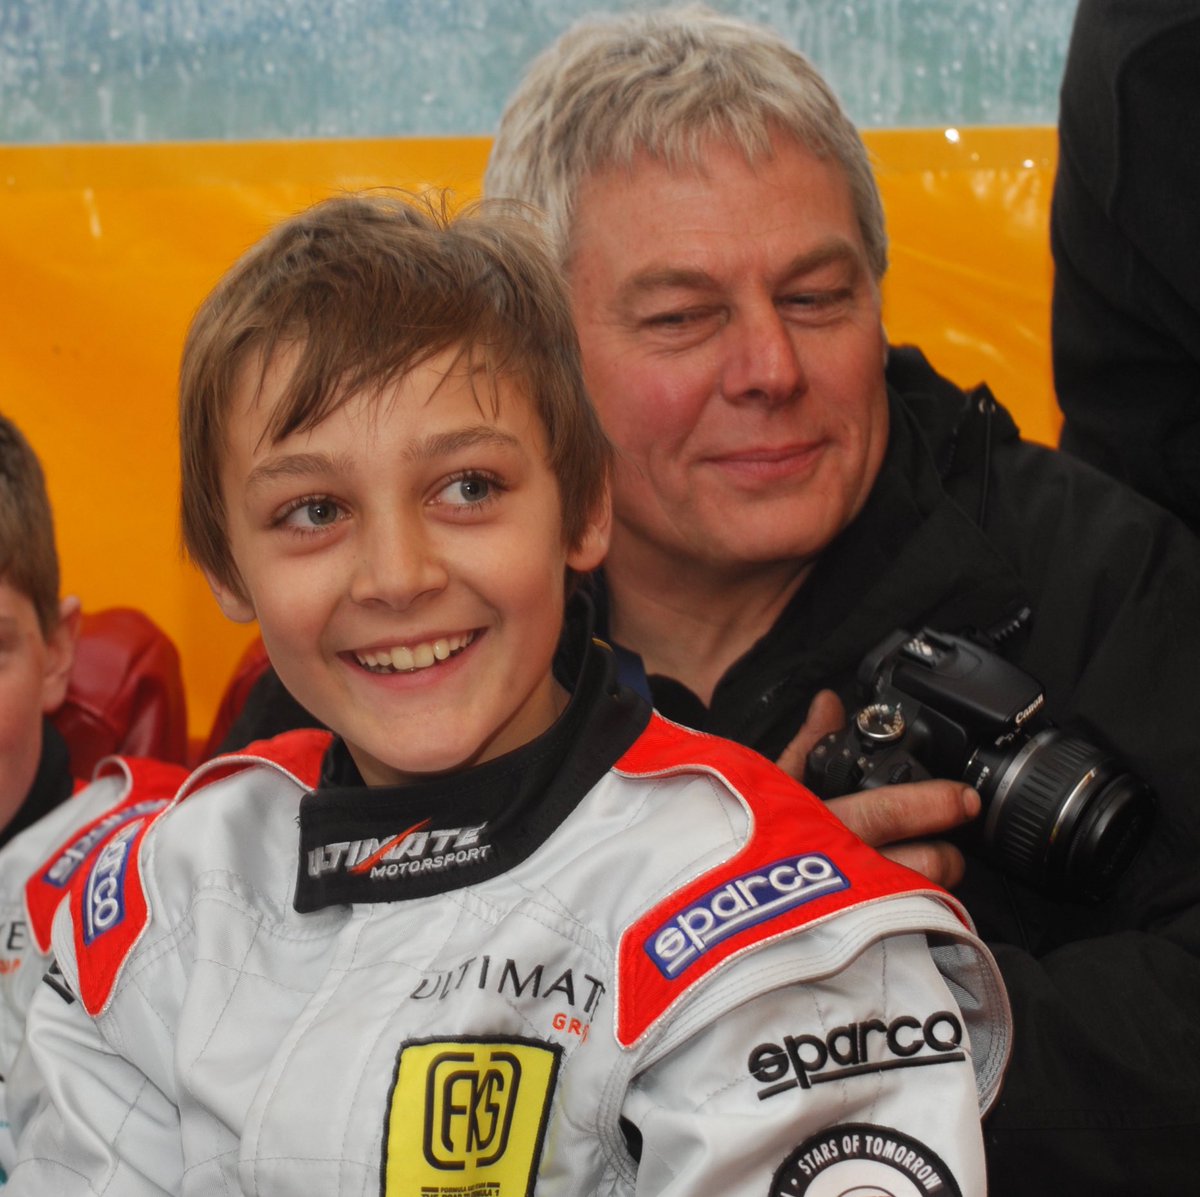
[804,627,1154,900]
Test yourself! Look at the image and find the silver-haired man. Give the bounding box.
[486,7,1200,1194]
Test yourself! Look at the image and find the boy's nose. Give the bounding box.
[720,304,807,407]
[348,517,448,609]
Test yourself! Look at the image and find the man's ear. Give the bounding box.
[203,569,258,625]
[566,487,612,575]
[41,594,81,714]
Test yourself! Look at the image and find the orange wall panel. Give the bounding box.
[875,126,1059,447]
[0,129,1056,741]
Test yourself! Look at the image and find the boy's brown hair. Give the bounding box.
[0,412,61,636]
[180,190,612,597]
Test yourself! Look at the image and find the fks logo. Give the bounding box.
[427,1047,522,1168]
[383,1037,561,1196]
[82,820,143,945]
[646,853,849,978]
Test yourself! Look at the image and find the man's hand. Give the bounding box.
[776,689,980,889]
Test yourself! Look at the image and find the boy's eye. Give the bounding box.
[281,498,342,528]
[438,475,494,506]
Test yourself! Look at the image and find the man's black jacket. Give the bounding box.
[607,346,1200,1196]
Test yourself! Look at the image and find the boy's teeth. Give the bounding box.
[358,632,473,674]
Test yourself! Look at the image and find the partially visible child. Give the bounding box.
[0,416,186,1183]
[0,414,79,850]
[0,412,79,1179]
[8,193,1010,1195]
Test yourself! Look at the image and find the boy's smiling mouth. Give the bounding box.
[353,631,477,674]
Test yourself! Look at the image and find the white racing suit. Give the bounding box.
[0,757,185,1180]
[7,637,1011,1196]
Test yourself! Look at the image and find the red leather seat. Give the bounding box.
[51,607,189,777]
[197,636,271,763]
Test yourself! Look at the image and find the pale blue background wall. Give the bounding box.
[1,0,1078,143]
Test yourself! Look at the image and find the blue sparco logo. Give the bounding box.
[43,800,167,888]
[646,854,849,978]
[82,821,142,945]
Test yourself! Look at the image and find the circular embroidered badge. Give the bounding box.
[769,1123,962,1197]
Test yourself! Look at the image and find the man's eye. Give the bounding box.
[782,288,851,310]
[646,308,704,328]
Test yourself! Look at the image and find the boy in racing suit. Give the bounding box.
[6,193,1011,1196]
[0,411,83,1178]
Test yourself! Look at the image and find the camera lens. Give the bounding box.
[973,730,1154,899]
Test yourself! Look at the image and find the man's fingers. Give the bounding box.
[775,689,846,780]
[880,841,967,889]
[832,784,979,885]
[824,780,980,852]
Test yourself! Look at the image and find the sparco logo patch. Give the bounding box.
[81,820,143,945]
[42,800,167,888]
[306,820,492,881]
[645,854,849,978]
[770,1123,962,1196]
[381,1036,560,1197]
[750,1010,965,1098]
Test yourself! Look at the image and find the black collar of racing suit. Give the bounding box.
[1,718,74,852]
[293,594,652,912]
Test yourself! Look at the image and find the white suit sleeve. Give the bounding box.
[622,932,988,1196]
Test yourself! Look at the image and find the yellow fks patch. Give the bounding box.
[382,1036,562,1197]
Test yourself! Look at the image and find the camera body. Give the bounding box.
[804,627,1153,899]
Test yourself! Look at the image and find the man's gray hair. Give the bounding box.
[485,5,888,278]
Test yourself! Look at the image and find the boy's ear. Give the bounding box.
[203,569,258,625]
[566,488,612,575]
[41,595,82,714]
